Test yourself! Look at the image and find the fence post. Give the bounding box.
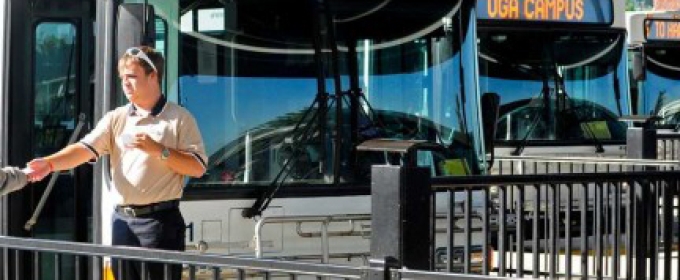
[626,126,657,162]
[370,165,432,277]
[626,122,658,279]
[368,257,399,280]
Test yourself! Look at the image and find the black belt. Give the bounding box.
[115,200,179,217]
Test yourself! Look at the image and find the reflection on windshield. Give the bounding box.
[478,30,629,143]
[178,1,483,186]
[182,43,480,184]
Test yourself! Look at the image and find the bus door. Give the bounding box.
[5,0,94,279]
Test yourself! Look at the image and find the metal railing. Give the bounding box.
[0,234,518,280]
[491,127,680,174]
[250,213,491,272]
[372,165,680,280]
[492,155,680,175]
[253,214,371,263]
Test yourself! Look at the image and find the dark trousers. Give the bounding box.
[112,207,185,280]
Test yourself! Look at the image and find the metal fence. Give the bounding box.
[657,129,680,161]
[492,155,680,175]
[372,165,680,280]
[490,127,680,175]
[0,234,516,280]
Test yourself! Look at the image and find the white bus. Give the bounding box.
[2,0,637,278]
[100,0,490,276]
[0,0,492,278]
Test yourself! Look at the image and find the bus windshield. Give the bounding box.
[176,0,483,186]
[478,29,629,144]
[639,46,680,126]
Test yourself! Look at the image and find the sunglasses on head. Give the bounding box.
[125,47,157,73]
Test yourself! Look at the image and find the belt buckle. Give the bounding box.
[122,207,137,217]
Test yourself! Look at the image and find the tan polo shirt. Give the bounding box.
[80,97,207,205]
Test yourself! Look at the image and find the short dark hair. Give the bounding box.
[118,46,164,82]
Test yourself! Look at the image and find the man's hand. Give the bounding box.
[130,133,164,158]
[25,158,51,182]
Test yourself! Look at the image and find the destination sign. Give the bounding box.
[477,0,613,25]
[645,19,680,41]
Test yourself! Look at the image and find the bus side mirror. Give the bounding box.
[481,92,500,158]
[632,51,646,82]
[117,3,156,57]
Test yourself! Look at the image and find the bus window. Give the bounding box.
[179,3,326,185]
[355,36,481,177]
[638,46,680,126]
[478,30,629,144]
[34,22,78,156]
[173,0,484,187]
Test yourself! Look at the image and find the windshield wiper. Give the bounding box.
[555,69,605,153]
[652,90,666,116]
[512,72,551,156]
[513,66,606,155]
[613,67,623,116]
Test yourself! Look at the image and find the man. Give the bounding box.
[26,46,207,280]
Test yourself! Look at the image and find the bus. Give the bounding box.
[478,0,632,162]
[475,0,633,259]
[627,11,680,127]
[165,0,486,267]
[0,0,652,278]
[111,0,491,274]
[1,0,489,278]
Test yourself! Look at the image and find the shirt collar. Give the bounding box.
[128,95,167,117]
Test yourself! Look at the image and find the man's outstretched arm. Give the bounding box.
[26,143,95,182]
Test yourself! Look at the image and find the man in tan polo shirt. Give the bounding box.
[26,46,207,280]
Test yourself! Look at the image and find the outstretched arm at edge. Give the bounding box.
[0,167,28,195]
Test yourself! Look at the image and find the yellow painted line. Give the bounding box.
[103,264,114,280]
